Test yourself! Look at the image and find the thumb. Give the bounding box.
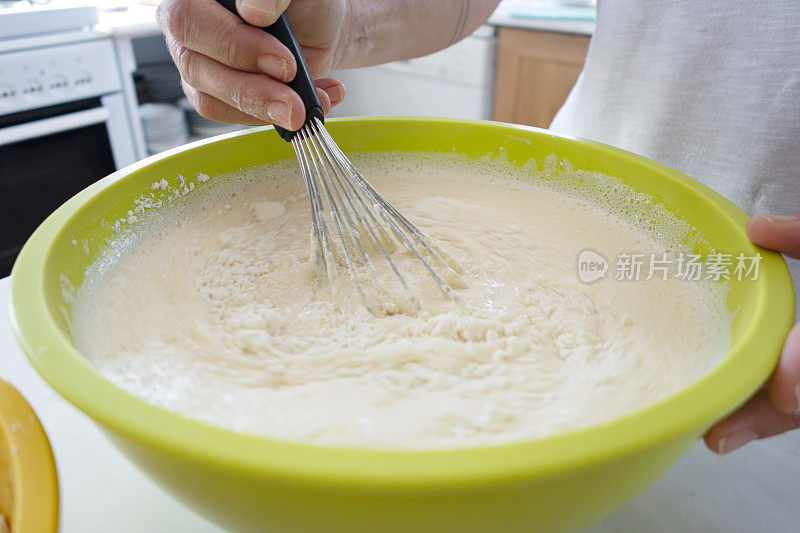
[768,321,800,412]
[236,0,290,27]
[746,213,800,259]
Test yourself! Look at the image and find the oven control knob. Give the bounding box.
[72,70,93,89]
[0,84,15,107]
[22,79,44,100]
[48,75,69,93]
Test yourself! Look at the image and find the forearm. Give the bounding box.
[336,0,500,69]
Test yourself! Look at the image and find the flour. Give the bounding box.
[71,153,731,449]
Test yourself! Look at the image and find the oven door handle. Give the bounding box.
[0,107,110,147]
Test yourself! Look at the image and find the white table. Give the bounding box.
[1,276,798,532]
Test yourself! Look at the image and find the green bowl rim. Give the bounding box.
[10,117,795,489]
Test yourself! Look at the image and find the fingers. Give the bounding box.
[182,82,270,126]
[181,78,344,128]
[315,78,346,107]
[704,388,800,454]
[704,322,800,454]
[157,0,296,81]
[157,0,345,128]
[746,213,800,259]
[169,40,304,129]
[768,322,800,412]
[313,78,347,115]
[315,88,331,115]
[235,0,291,27]
[156,0,346,128]
[300,47,336,79]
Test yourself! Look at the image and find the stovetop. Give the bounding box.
[0,1,98,41]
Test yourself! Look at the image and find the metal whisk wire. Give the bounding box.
[290,118,464,314]
[212,1,464,313]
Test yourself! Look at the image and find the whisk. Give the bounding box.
[216,1,464,314]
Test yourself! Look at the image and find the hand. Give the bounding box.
[156,0,348,130]
[704,214,800,454]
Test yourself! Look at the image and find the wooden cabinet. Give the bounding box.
[493,28,591,128]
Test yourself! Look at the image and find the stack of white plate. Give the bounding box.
[178,98,244,139]
[139,64,184,102]
[139,103,189,155]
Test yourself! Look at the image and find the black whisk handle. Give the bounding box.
[214,0,324,141]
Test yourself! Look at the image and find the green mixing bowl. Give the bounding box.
[10,118,794,532]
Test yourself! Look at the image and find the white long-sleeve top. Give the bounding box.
[550,0,800,312]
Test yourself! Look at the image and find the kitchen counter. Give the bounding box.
[95,2,161,38]
[489,0,595,35]
[1,276,799,531]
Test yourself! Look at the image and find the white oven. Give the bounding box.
[0,35,138,275]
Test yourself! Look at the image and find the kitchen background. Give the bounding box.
[0,0,596,277]
[5,3,800,533]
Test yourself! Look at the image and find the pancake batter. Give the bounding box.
[71,153,731,448]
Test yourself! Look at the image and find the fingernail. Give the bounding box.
[241,0,280,16]
[257,55,290,82]
[326,83,346,104]
[267,101,292,129]
[761,215,800,225]
[718,429,757,454]
[315,88,331,109]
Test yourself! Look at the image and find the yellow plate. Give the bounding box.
[0,378,58,533]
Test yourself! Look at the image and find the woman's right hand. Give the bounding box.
[156,0,348,130]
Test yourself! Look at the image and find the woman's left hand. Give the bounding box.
[704,214,800,454]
